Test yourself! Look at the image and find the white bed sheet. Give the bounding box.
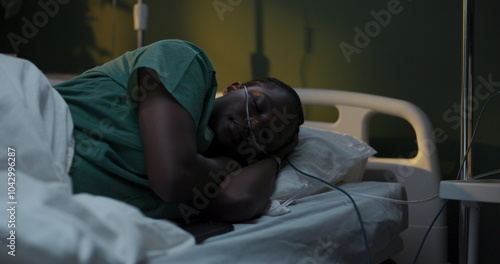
[151,181,406,264]
[0,55,195,264]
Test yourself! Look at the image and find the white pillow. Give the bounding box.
[271,127,377,201]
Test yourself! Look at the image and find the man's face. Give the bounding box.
[209,85,300,160]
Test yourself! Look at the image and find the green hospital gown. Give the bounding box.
[55,40,218,219]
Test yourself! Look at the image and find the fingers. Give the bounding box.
[273,131,300,159]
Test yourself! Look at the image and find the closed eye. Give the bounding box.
[253,97,260,114]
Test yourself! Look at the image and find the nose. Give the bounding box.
[245,114,275,149]
[245,116,259,134]
[245,113,271,132]
[245,119,270,155]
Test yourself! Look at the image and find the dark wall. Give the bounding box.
[2,1,500,263]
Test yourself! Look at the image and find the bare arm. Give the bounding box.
[200,157,280,222]
[137,67,283,222]
[202,132,299,222]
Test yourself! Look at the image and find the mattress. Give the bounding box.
[151,181,407,264]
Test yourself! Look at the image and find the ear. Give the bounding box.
[222,82,241,95]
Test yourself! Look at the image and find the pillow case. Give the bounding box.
[270,127,377,201]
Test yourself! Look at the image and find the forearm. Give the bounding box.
[151,153,237,202]
[199,157,279,222]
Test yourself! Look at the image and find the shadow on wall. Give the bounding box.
[250,0,269,79]
[0,0,106,73]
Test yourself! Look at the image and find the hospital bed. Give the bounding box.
[46,73,447,263]
[147,88,449,264]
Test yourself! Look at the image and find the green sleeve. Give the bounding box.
[87,39,218,129]
[86,39,218,151]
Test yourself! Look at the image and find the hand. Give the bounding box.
[271,131,299,160]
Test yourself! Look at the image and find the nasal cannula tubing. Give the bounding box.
[243,85,438,205]
[283,158,439,205]
[242,85,441,264]
[285,157,372,263]
[243,85,269,156]
[276,157,439,206]
[242,87,371,262]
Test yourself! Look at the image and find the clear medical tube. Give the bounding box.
[285,158,372,263]
[243,85,269,155]
[278,173,440,206]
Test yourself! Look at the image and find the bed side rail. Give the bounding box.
[295,88,440,179]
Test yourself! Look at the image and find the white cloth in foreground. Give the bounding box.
[0,55,195,264]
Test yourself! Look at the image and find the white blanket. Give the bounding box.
[0,55,195,263]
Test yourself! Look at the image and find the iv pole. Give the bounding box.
[134,0,148,48]
[436,0,500,261]
[459,0,478,263]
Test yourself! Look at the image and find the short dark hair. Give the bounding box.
[243,77,305,129]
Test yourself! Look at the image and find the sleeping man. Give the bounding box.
[53,39,305,223]
[0,39,303,263]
